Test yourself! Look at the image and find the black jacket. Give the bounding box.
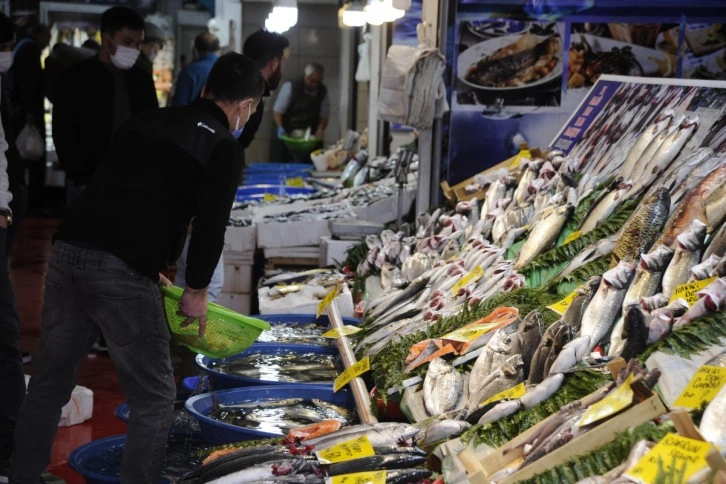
[52,56,158,185]
[10,38,45,138]
[56,99,243,288]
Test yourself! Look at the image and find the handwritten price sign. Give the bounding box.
[334,356,370,392]
[316,435,375,464]
[624,434,712,484]
[674,365,726,409]
[329,470,386,484]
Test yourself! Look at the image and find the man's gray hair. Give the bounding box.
[304,63,324,77]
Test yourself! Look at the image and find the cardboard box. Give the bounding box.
[216,292,252,315]
[224,225,256,252]
[320,236,360,267]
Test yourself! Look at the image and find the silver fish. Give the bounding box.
[306,423,421,451]
[662,219,708,298]
[548,335,591,374]
[620,109,674,181]
[466,354,524,417]
[623,244,674,305]
[477,399,522,425]
[689,254,722,281]
[515,204,574,270]
[423,358,464,416]
[580,260,636,353]
[579,180,632,235]
[700,384,726,455]
[705,222,726,259]
[520,373,565,409]
[562,276,602,332]
[627,114,684,184]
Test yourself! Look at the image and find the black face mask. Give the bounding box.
[268,65,282,91]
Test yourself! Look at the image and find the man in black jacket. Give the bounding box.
[10,52,264,484]
[52,6,158,207]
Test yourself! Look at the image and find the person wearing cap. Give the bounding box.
[137,21,164,76]
[10,52,264,484]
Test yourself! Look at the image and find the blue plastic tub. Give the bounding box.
[235,184,316,202]
[196,343,339,390]
[245,163,312,173]
[68,431,208,484]
[185,385,355,444]
[252,314,360,349]
[113,390,192,424]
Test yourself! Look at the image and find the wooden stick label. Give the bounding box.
[334,356,370,392]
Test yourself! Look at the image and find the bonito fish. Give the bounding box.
[661,219,708,298]
[611,187,670,268]
[580,260,637,353]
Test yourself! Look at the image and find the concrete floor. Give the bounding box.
[12,217,127,483]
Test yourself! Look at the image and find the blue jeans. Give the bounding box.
[10,241,176,483]
[0,227,24,461]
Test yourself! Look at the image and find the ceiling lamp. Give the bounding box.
[364,0,404,26]
[341,3,366,28]
[267,0,297,33]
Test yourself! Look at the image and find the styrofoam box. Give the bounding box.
[320,236,360,267]
[222,263,252,294]
[224,225,256,252]
[353,187,416,224]
[259,285,355,318]
[256,219,332,249]
[217,292,252,315]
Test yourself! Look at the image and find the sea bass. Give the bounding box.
[620,109,674,181]
[622,244,674,305]
[628,114,684,183]
[611,187,671,268]
[661,219,708,298]
[516,204,574,270]
[580,261,637,353]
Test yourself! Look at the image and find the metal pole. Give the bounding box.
[326,302,378,425]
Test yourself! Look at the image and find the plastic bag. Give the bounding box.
[16,123,44,160]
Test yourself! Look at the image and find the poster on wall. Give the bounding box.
[682,23,726,81]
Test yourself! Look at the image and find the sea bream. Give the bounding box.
[423,358,464,416]
[610,187,671,268]
[661,219,708,298]
[580,260,637,353]
[619,109,675,181]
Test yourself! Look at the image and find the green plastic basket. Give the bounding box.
[161,286,270,358]
[280,134,321,154]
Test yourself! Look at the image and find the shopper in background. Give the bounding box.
[10,52,264,484]
[273,62,329,160]
[44,43,95,105]
[171,32,219,106]
[52,6,158,208]
[10,23,50,216]
[172,29,289,304]
[0,13,26,482]
[136,21,165,76]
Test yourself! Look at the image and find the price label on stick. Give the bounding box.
[451,265,485,296]
[578,373,634,427]
[674,365,726,409]
[481,382,526,407]
[669,277,716,306]
[328,470,386,484]
[317,285,340,317]
[323,325,362,338]
[547,290,578,316]
[624,434,712,484]
[316,435,375,464]
[334,356,370,392]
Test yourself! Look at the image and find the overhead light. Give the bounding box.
[341,3,366,28]
[266,12,290,33]
[269,0,297,32]
[364,0,404,26]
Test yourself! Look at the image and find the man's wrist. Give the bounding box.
[185,286,207,295]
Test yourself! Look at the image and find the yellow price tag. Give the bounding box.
[669,277,717,306]
[674,365,726,410]
[547,290,579,316]
[330,470,386,484]
[563,230,582,245]
[510,149,531,170]
[579,373,634,427]
[322,326,363,338]
[316,435,375,464]
[482,382,526,407]
[451,265,485,296]
[285,176,305,187]
[317,285,341,318]
[263,193,279,202]
[334,356,370,392]
[624,434,712,484]
[442,322,499,343]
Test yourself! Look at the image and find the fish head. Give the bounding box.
[603,260,637,289]
[654,108,675,126]
[502,354,525,375]
[522,310,544,332]
[640,244,675,271]
[676,219,708,249]
[580,276,602,297]
[427,357,452,376]
[680,115,699,130]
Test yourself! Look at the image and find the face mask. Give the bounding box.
[231,104,252,139]
[110,44,140,70]
[147,52,157,63]
[0,52,13,73]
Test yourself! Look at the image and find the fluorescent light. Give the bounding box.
[342,4,366,27]
[364,0,404,26]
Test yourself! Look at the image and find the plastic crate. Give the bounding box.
[252,313,361,349]
[235,184,316,203]
[245,162,313,172]
[161,285,270,358]
[195,344,339,390]
[185,385,355,444]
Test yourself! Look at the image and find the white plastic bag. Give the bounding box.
[16,123,44,160]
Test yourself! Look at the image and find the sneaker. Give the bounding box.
[21,352,32,364]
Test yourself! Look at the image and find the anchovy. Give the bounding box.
[623,244,674,305]
[620,109,674,181]
[580,261,637,352]
[611,187,671,268]
[423,358,464,416]
[516,204,574,270]
[662,219,708,298]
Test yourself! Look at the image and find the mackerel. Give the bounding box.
[580,260,637,352]
[662,219,708,298]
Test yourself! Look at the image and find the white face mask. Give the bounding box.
[231,104,252,139]
[110,44,140,70]
[0,52,13,73]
